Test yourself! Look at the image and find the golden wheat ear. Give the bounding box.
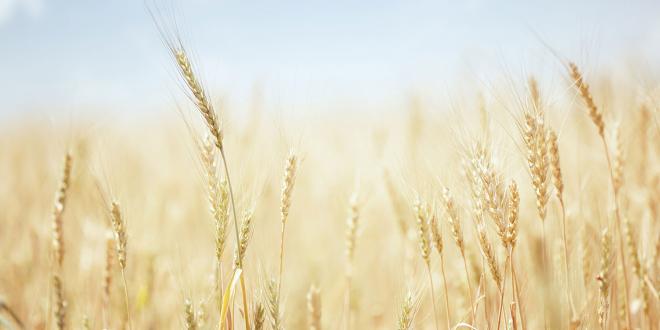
[307,284,322,330]
[52,152,72,269]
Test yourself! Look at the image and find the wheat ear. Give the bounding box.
[253,301,266,330]
[568,62,631,329]
[278,152,298,291]
[430,210,452,329]
[442,187,476,324]
[596,229,613,330]
[110,202,131,330]
[102,232,114,328]
[170,43,249,329]
[265,277,283,330]
[397,291,419,330]
[184,299,197,330]
[548,129,576,320]
[414,197,440,330]
[307,284,322,330]
[52,274,66,330]
[52,152,72,268]
[233,209,254,269]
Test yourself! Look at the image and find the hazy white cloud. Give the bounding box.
[0,0,43,25]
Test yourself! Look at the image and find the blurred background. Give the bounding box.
[1,1,659,329]
[1,0,660,119]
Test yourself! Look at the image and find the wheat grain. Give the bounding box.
[253,301,266,330]
[307,285,321,330]
[477,222,502,291]
[184,299,197,330]
[278,152,298,291]
[234,208,254,269]
[397,291,417,330]
[52,274,66,330]
[52,152,72,268]
[171,47,223,150]
[265,277,282,330]
[568,62,605,137]
[596,229,612,330]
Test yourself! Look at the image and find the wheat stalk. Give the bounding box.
[568,62,632,330]
[166,39,251,329]
[506,181,525,330]
[430,210,452,329]
[278,152,298,291]
[442,187,477,324]
[548,128,576,320]
[110,201,131,330]
[414,197,440,330]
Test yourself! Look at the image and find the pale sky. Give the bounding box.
[1,0,659,117]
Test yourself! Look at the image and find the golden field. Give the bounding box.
[0,50,658,330]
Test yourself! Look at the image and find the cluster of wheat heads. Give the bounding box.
[1,29,660,330]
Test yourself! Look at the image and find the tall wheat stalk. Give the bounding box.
[200,134,230,313]
[278,152,298,291]
[110,201,132,330]
[430,209,452,329]
[344,192,360,330]
[548,128,576,322]
[165,39,250,329]
[49,152,72,330]
[414,197,440,330]
[52,152,72,269]
[442,187,477,325]
[568,62,632,330]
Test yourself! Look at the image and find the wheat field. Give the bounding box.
[1,16,659,330]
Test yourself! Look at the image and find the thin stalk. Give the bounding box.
[426,265,441,330]
[278,224,285,291]
[461,253,477,325]
[559,200,576,321]
[541,221,548,330]
[239,276,250,330]
[218,148,250,330]
[121,269,133,330]
[497,253,510,330]
[439,253,452,329]
[483,269,492,330]
[510,251,526,330]
[216,261,226,327]
[599,138,632,330]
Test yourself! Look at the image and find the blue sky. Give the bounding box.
[1,0,659,117]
